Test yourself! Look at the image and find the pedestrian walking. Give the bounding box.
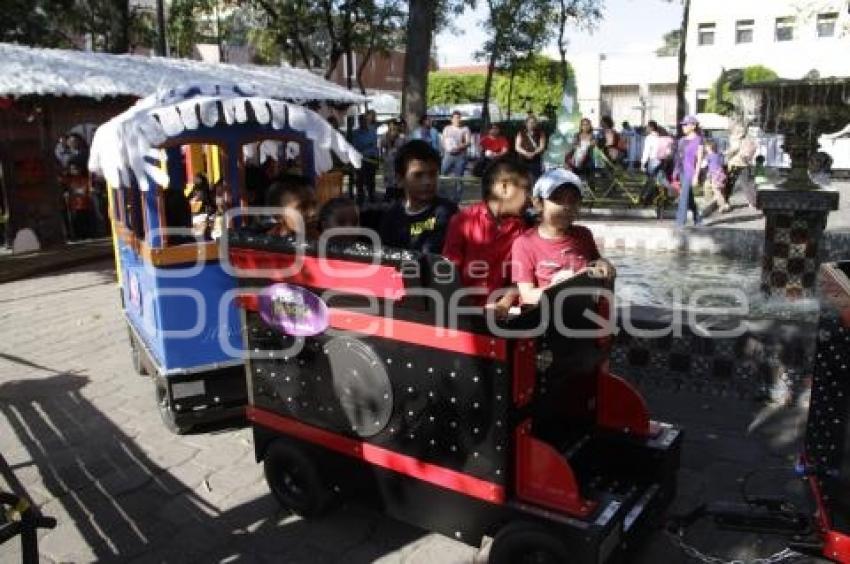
[674,115,703,227]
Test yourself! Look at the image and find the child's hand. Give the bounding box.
[586,259,616,281]
[485,288,519,320]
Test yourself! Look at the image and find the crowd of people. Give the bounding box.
[53,107,772,246]
[250,139,615,315]
[343,107,767,230]
[566,114,762,227]
[345,109,551,205]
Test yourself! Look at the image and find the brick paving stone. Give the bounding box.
[0,260,831,564]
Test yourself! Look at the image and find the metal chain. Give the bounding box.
[665,530,803,564]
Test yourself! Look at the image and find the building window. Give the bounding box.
[696,90,709,113]
[817,13,838,37]
[698,23,716,45]
[775,17,795,41]
[735,19,754,43]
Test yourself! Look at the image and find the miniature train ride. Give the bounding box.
[227,231,683,563]
[88,83,850,562]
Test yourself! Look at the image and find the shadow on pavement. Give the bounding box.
[0,372,423,562]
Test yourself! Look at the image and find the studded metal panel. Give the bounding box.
[805,265,850,530]
[245,311,511,485]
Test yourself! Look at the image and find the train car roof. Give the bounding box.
[0,42,365,104]
[88,83,362,191]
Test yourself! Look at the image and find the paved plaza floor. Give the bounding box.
[0,259,827,564]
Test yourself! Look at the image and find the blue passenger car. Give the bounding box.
[90,84,360,432]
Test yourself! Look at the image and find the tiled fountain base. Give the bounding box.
[610,306,818,401]
[583,222,850,262]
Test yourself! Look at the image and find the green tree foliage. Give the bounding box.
[655,29,680,56]
[0,0,77,47]
[475,0,601,124]
[245,0,405,80]
[706,65,779,115]
[427,73,487,106]
[427,55,568,117]
[492,55,566,116]
[167,0,217,58]
[1,0,142,53]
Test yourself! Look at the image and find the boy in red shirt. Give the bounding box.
[511,168,615,305]
[442,158,531,311]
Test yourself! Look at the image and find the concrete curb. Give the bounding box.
[0,240,113,284]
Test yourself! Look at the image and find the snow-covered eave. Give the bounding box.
[0,43,367,104]
[88,84,362,191]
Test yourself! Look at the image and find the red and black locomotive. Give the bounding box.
[228,231,682,563]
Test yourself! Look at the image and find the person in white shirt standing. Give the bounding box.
[639,120,673,205]
[440,111,471,202]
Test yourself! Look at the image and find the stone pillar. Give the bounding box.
[757,186,839,299]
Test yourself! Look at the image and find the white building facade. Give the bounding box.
[571,51,679,129]
[685,0,850,114]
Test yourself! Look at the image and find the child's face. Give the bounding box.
[491,172,530,216]
[540,186,581,230]
[399,158,438,207]
[280,194,316,233]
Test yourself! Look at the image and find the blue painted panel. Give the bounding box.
[117,244,242,375]
[118,243,166,367]
[154,263,242,371]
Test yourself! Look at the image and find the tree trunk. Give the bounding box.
[155,0,167,56]
[325,48,343,80]
[481,41,499,128]
[506,63,516,121]
[357,48,374,95]
[108,0,130,53]
[676,0,691,131]
[557,0,569,85]
[401,0,437,131]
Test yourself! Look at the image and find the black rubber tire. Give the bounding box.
[155,380,192,435]
[488,521,572,564]
[264,441,331,518]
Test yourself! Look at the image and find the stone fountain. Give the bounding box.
[732,78,850,300]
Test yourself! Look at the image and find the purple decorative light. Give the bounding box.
[258,283,329,336]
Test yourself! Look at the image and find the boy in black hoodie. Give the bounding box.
[378,140,458,253]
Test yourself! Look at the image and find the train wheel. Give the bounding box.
[488,522,571,564]
[155,381,192,435]
[264,441,331,518]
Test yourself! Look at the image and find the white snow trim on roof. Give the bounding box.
[0,43,366,103]
[89,83,361,191]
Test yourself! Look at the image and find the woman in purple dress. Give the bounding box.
[674,115,703,227]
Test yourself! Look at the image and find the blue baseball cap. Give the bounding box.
[533,168,583,200]
[680,115,699,126]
